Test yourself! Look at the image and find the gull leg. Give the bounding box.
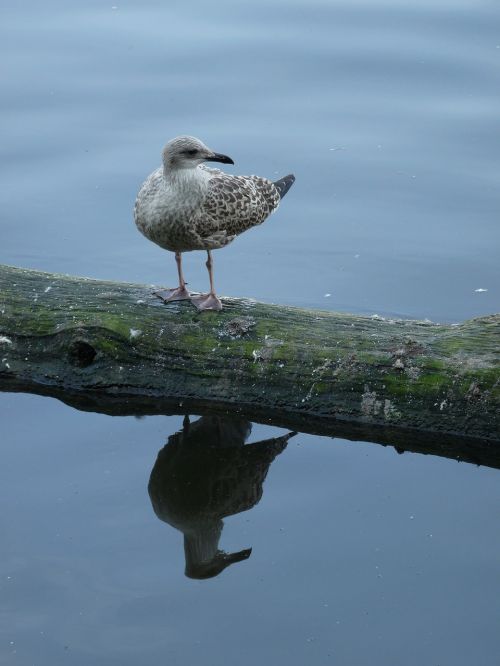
[191,250,222,311]
[154,252,191,302]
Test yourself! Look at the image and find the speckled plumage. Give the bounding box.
[134,164,282,253]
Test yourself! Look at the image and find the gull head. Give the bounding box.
[162,136,234,172]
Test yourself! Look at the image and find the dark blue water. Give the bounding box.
[1,1,499,664]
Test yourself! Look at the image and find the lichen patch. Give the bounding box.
[361,386,382,417]
[219,316,256,339]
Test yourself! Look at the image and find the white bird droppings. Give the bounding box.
[129,329,142,339]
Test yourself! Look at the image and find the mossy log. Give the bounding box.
[0,264,499,465]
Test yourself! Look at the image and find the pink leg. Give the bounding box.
[191,250,222,311]
[154,252,191,302]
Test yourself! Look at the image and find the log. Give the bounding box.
[1,264,499,465]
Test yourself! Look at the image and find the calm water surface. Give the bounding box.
[1,0,499,664]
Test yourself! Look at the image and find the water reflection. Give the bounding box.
[148,415,295,579]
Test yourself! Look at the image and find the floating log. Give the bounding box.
[0,264,499,464]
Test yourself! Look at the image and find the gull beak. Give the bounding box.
[205,152,234,165]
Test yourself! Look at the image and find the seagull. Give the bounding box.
[134,135,295,311]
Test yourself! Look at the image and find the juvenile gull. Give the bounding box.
[134,135,295,311]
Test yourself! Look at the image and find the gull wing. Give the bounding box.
[190,172,281,248]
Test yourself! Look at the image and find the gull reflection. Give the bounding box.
[148,415,295,579]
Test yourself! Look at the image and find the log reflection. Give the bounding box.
[148,415,295,579]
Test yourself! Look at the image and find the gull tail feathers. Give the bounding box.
[273,174,295,199]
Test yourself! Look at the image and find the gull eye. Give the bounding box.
[185,149,198,157]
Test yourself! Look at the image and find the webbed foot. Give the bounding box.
[191,293,223,311]
[154,285,191,302]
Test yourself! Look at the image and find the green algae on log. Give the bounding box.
[0,264,499,448]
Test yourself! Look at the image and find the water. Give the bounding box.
[2,394,500,665]
[1,0,499,664]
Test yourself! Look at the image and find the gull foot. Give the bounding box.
[191,293,223,311]
[153,286,191,302]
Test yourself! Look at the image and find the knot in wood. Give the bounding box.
[68,340,97,368]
